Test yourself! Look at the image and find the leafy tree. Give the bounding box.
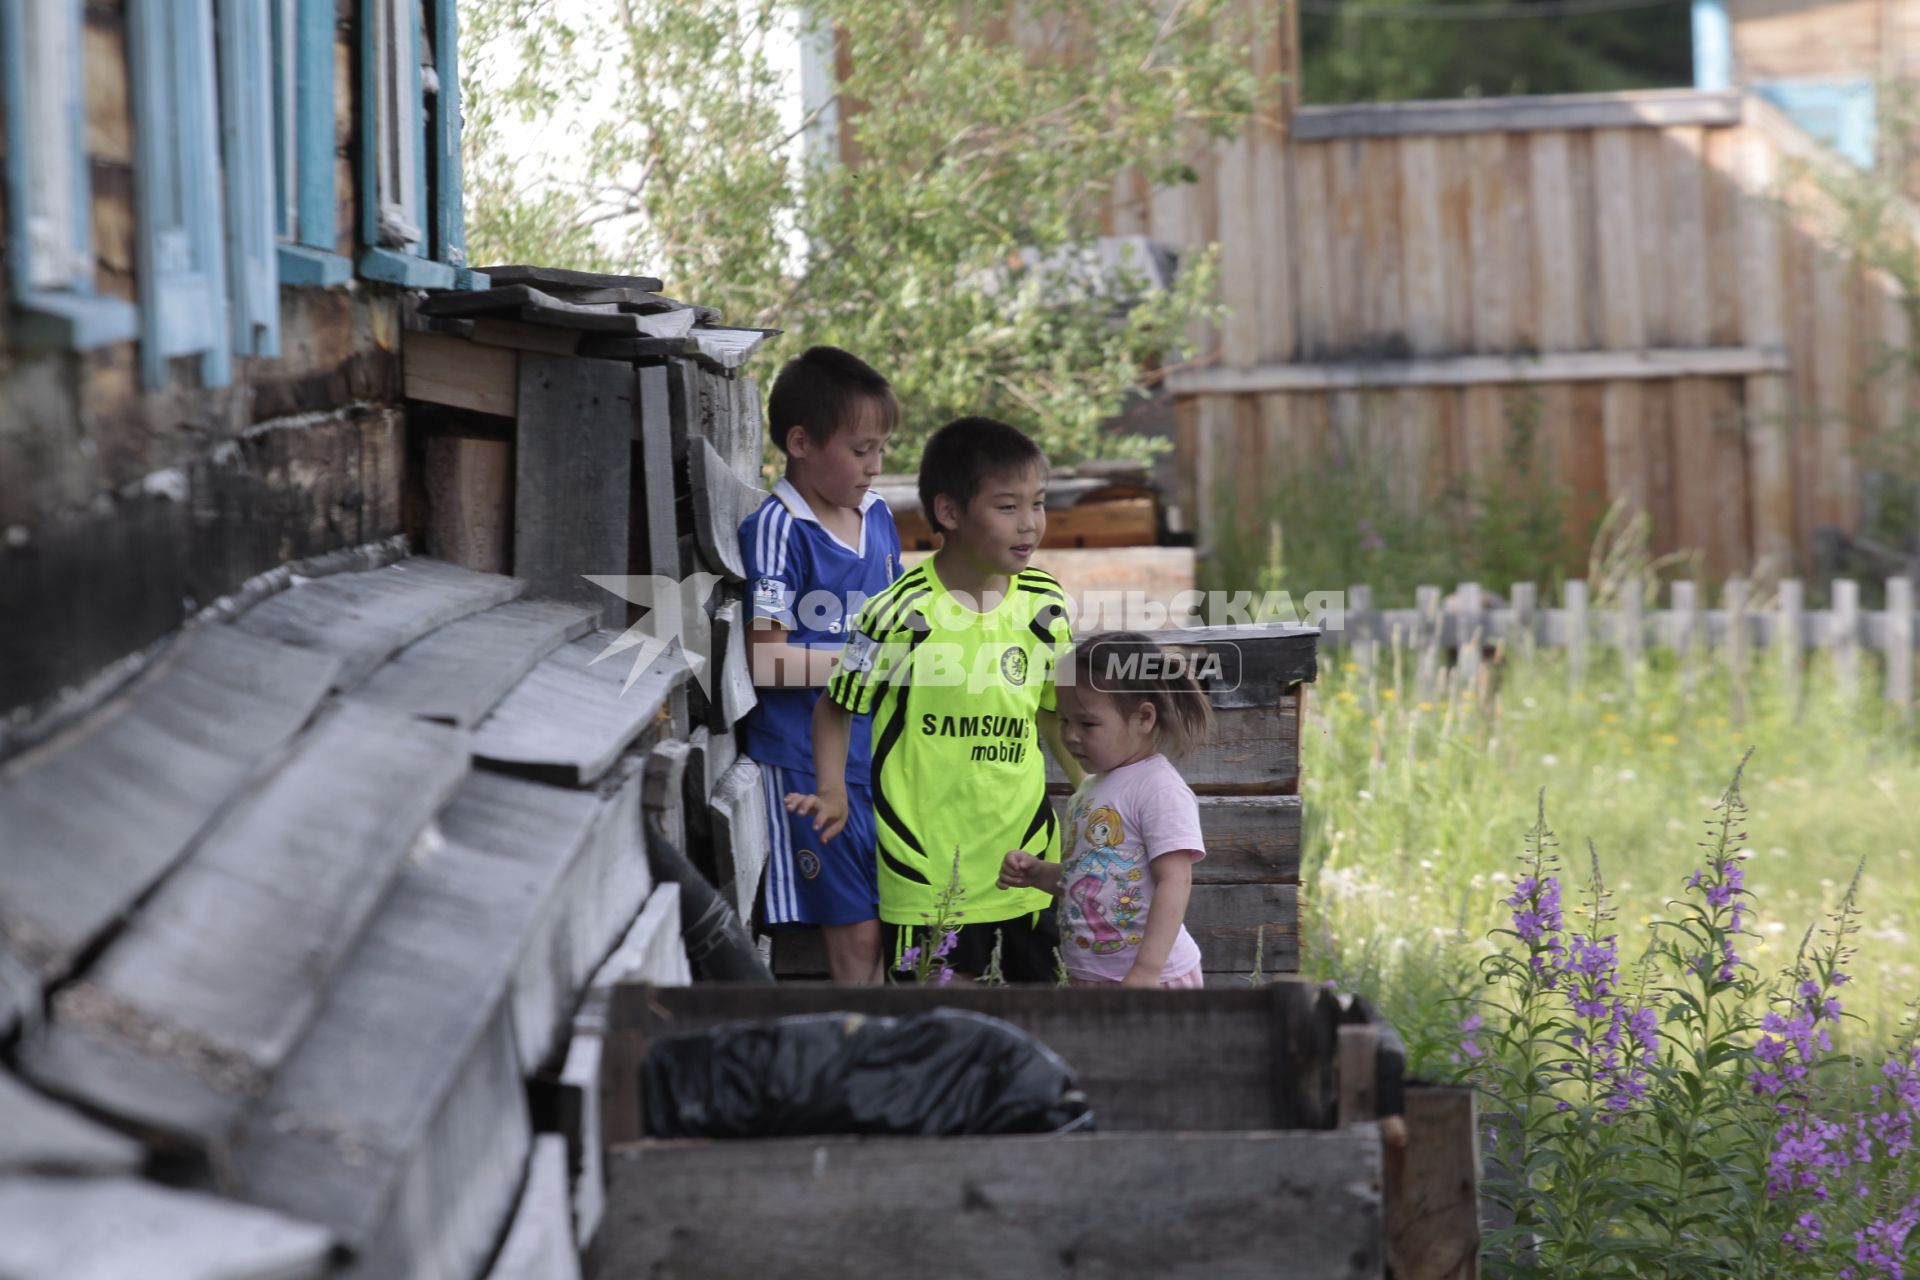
[463,0,1266,463]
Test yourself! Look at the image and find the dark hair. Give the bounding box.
[766,345,899,453]
[917,416,1048,533]
[1064,631,1215,759]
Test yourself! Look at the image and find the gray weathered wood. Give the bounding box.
[0,1070,141,1176]
[233,557,523,689]
[1832,577,1861,700]
[1508,581,1537,660]
[1889,576,1915,724]
[605,982,1344,1136]
[1726,577,1751,721]
[559,1032,607,1249]
[230,814,545,1277]
[472,631,685,787]
[1618,578,1644,685]
[574,883,691,1041]
[1131,623,1319,708]
[634,364,682,581]
[1386,1085,1481,1280]
[0,626,338,1017]
[709,759,771,925]
[486,1136,583,1280]
[642,738,692,864]
[351,597,599,726]
[1293,86,1740,139]
[1671,580,1702,693]
[23,703,469,1156]
[1454,583,1483,687]
[578,326,775,371]
[1564,579,1588,687]
[710,597,758,728]
[0,1175,335,1280]
[688,434,767,580]
[1778,578,1805,710]
[471,264,665,293]
[592,1129,1382,1279]
[1047,700,1301,796]
[515,354,635,626]
[1166,345,1781,394]
[417,283,610,317]
[1414,585,1442,703]
[1047,794,1301,884]
[1349,583,1378,674]
[517,303,643,333]
[435,764,652,1076]
[1186,883,1299,972]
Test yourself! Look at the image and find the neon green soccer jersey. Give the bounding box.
[826,559,1073,926]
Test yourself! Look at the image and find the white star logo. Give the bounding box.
[583,573,724,696]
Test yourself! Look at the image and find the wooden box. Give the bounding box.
[587,982,1476,1280]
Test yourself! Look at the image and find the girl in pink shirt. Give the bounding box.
[998,632,1214,988]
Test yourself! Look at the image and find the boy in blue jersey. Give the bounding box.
[739,346,902,985]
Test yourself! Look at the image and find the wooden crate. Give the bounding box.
[589,982,1476,1280]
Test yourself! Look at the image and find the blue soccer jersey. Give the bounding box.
[738,478,901,783]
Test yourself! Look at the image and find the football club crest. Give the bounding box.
[797,849,822,880]
[1000,645,1028,686]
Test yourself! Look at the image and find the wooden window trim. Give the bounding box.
[272,0,352,285]
[219,0,280,356]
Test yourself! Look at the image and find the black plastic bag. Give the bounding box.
[640,1007,1093,1138]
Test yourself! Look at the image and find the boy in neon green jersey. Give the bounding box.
[786,417,1083,980]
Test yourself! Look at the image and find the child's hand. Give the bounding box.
[784,788,849,842]
[998,851,1047,891]
[1119,967,1161,989]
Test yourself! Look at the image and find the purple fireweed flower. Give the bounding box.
[1456,1014,1484,1061]
[1784,1211,1826,1254]
[1852,1200,1920,1279]
[932,966,955,986]
[1505,875,1564,944]
[934,929,959,960]
[897,946,921,972]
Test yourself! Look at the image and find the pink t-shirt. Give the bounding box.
[1058,754,1205,983]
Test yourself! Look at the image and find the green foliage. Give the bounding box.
[463,0,1262,464]
[1201,389,1581,606]
[1300,0,1693,104]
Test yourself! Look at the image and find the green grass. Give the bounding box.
[1298,642,1920,1064]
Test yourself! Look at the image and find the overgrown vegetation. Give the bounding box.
[463,0,1264,464]
[1202,390,1586,606]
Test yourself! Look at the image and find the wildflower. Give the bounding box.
[897,945,921,972]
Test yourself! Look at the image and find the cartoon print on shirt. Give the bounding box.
[1064,804,1142,955]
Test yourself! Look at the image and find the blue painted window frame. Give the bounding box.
[358,0,485,289]
[1756,78,1877,170]
[0,0,138,349]
[219,0,280,356]
[128,0,232,388]
[273,0,353,285]
[1690,0,1732,92]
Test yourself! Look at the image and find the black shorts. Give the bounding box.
[885,909,1060,984]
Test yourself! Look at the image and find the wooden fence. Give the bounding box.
[1066,0,1920,578]
[1326,577,1919,717]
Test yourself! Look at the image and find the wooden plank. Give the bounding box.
[634,362,683,581]
[1292,143,1334,358]
[404,330,516,417]
[424,436,512,574]
[1809,248,1857,531]
[1465,132,1512,352]
[1666,127,1712,346]
[1592,129,1646,351]
[469,316,584,356]
[577,327,775,372]
[1339,1022,1382,1126]
[604,983,1342,1135]
[234,556,523,689]
[1360,138,1404,346]
[0,627,338,1010]
[1399,135,1447,356]
[0,1175,334,1280]
[1293,88,1742,139]
[472,264,665,293]
[688,434,766,579]
[642,738,692,868]
[471,631,686,787]
[1048,700,1300,795]
[1328,138,1366,349]
[1889,577,1915,723]
[229,836,534,1280]
[1187,883,1298,972]
[515,353,635,626]
[709,597,757,728]
[709,759,771,926]
[575,884,692,1040]
[1632,130,1670,346]
[1165,347,1787,395]
[22,703,469,1158]
[0,1070,142,1176]
[1386,1085,1482,1280]
[1530,131,1579,353]
[351,597,598,727]
[592,1130,1382,1279]
[1048,794,1300,884]
[486,1136,583,1280]
[557,1034,608,1249]
[436,764,652,1075]
[1601,382,1650,517]
[1833,577,1862,700]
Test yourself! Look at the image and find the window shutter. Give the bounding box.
[220,0,280,356]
